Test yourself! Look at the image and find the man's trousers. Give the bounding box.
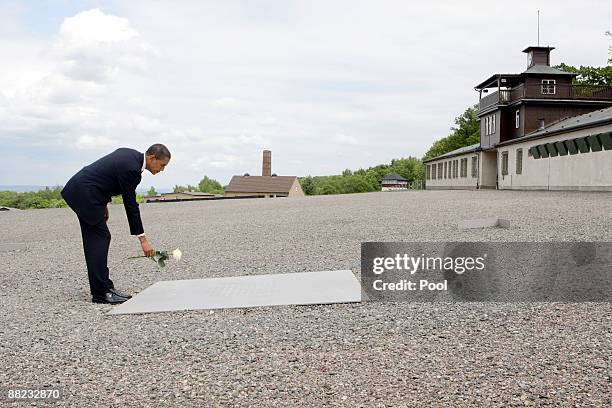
[78,217,114,297]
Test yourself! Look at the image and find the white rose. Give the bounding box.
[172,248,182,261]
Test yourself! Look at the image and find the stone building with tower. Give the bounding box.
[424,45,612,191]
[224,150,305,198]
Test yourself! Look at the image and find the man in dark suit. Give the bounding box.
[62,144,171,304]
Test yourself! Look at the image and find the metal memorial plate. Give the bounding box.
[109,270,361,315]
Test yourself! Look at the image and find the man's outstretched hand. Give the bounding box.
[138,235,155,257]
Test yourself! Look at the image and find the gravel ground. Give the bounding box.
[1,190,611,407]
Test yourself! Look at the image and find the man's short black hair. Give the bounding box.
[146,144,171,160]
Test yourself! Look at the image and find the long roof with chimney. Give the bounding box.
[225,175,298,193]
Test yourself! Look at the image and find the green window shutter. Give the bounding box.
[587,134,602,152]
[599,132,612,150]
[575,137,590,153]
[537,144,549,158]
[529,146,541,159]
[545,143,558,157]
[565,139,579,155]
[554,141,568,155]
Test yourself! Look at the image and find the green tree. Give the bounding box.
[315,179,340,195]
[146,186,158,197]
[423,105,480,161]
[299,176,315,195]
[174,184,196,192]
[297,156,426,196]
[197,176,223,194]
[389,157,424,183]
[554,63,612,86]
[111,194,144,204]
[0,186,68,210]
[365,164,390,188]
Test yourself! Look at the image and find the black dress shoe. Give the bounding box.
[92,291,129,304]
[109,287,132,299]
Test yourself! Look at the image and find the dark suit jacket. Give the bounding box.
[62,148,144,235]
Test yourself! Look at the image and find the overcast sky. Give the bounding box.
[1,0,610,188]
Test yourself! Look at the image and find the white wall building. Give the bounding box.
[496,110,612,191]
[426,109,612,191]
[425,45,612,192]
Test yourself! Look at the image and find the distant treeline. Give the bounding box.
[0,186,68,209]
[300,156,424,195]
[2,108,475,207]
[299,104,483,195]
[0,186,146,210]
[172,176,224,195]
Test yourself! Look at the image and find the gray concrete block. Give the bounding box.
[458,218,510,229]
[109,270,361,315]
[0,243,27,252]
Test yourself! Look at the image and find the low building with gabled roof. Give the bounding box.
[224,150,305,198]
[381,173,409,191]
[225,175,304,198]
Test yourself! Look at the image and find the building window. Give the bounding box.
[516,148,523,174]
[471,156,478,178]
[453,160,458,178]
[484,115,496,136]
[438,162,443,179]
[501,151,509,176]
[426,164,430,180]
[443,161,447,179]
[515,110,520,129]
[431,164,436,179]
[459,158,467,178]
[542,79,556,95]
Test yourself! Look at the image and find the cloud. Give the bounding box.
[210,97,245,111]
[0,8,164,154]
[259,116,278,126]
[76,134,119,149]
[192,154,247,171]
[2,1,612,186]
[333,133,358,145]
[55,8,159,82]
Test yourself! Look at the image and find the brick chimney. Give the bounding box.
[262,150,271,176]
